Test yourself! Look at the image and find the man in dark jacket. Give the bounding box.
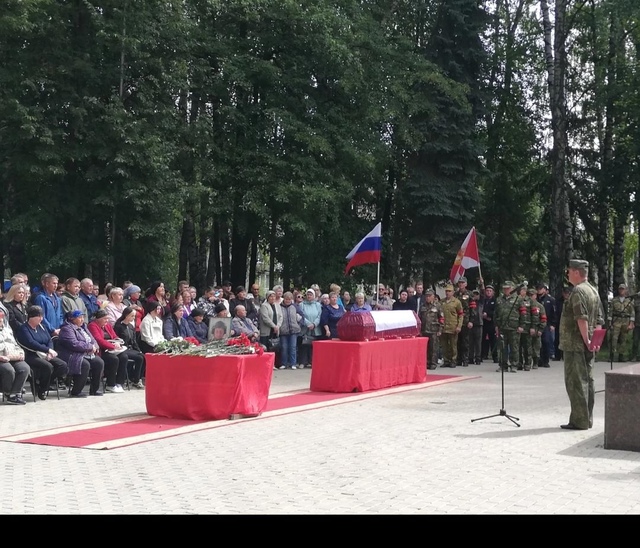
[536,283,557,367]
[482,284,498,363]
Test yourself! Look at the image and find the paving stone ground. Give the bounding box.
[1,357,639,514]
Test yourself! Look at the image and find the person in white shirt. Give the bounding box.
[139,301,166,353]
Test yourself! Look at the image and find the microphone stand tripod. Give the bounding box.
[471,333,520,427]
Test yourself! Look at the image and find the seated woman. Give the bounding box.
[123,284,144,333]
[113,306,146,389]
[182,290,196,317]
[320,291,345,339]
[163,302,194,340]
[104,286,126,326]
[57,310,104,397]
[3,283,29,335]
[187,308,209,344]
[16,305,69,400]
[88,309,128,393]
[0,308,30,404]
[139,301,166,353]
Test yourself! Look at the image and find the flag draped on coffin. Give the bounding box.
[345,223,382,275]
[450,227,480,283]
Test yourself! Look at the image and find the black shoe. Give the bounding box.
[540,363,550,368]
[508,367,517,373]
[6,394,27,405]
[427,365,437,370]
[462,362,469,367]
[89,391,103,397]
[37,391,47,401]
[517,365,523,371]
[69,392,87,398]
[560,423,587,430]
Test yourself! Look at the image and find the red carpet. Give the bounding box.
[0,374,471,450]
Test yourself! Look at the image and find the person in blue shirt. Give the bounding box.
[350,292,372,313]
[33,273,64,337]
[321,292,345,339]
[78,278,101,319]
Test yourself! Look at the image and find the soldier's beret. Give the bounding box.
[618,283,627,289]
[425,289,434,295]
[457,276,467,283]
[527,288,537,295]
[502,280,514,288]
[569,259,589,269]
[444,284,454,291]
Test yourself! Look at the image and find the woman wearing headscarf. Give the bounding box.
[123,284,144,333]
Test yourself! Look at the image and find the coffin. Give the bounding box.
[337,310,421,341]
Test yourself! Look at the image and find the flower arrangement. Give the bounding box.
[155,334,264,357]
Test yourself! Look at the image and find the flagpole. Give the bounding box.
[376,261,380,309]
[473,226,483,282]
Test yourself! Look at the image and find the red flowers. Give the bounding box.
[226,333,264,356]
[184,337,201,346]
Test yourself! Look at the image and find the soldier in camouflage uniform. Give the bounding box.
[454,276,471,366]
[610,283,635,362]
[420,289,444,370]
[494,280,526,373]
[440,284,463,368]
[527,288,547,370]
[630,291,640,361]
[517,283,532,370]
[559,259,604,430]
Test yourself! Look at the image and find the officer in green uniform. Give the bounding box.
[454,276,471,366]
[440,284,463,368]
[419,289,444,370]
[495,280,526,373]
[528,288,547,370]
[559,259,603,430]
[517,283,531,370]
[610,283,635,362]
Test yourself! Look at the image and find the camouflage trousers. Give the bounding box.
[612,322,631,357]
[519,333,532,369]
[531,334,541,368]
[423,332,439,367]
[499,330,520,368]
[563,349,594,429]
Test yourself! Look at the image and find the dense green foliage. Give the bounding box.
[1,0,638,296]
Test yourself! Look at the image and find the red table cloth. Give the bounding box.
[145,353,275,421]
[310,338,428,393]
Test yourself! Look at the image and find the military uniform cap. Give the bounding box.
[502,280,514,288]
[527,288,537,296]
[472,289,480,295]
[485,284,494,290]
[619,283,627,289]
[444,284,454,291]
[457,276,467,283]
[425,289,434,295]
[568,259,589,269]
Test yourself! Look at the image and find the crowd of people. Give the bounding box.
[2,267,637,406]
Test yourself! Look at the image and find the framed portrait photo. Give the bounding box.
[208,317,231,342]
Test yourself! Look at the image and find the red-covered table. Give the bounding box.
[145,353,275,421]
[310,338,428,393]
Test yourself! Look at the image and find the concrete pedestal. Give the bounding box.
[604,363,640,452]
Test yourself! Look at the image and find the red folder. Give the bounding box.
[588,329,606,351]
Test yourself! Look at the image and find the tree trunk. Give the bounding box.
[249,237,258,287]
[612,215,625,287]
[541,0,572,296]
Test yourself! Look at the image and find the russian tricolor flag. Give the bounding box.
[344,222,382,275]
